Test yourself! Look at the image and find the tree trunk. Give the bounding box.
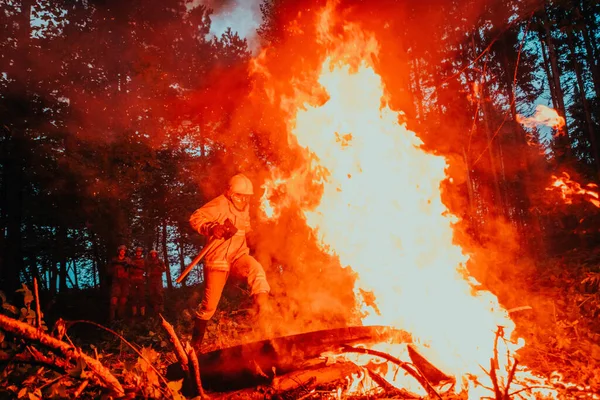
[0,0,35,299]
[57,227,68,292]
[537,29,558,110]
[162,219,173,289]
[49,263,58,296]
[580,0,600,68]
[481,87,505,217]
[462,147,479,239]
[501,45,518,121]
[177,228,186,287]
[72,260,79,289]
[541,7,569,136]
[0,127,6,289]
[92,257,98,288]
[2,135,26,296]
[90,230,100,288]
[575,5,600,98]
[566,26,600,175]
[27,255,40,290]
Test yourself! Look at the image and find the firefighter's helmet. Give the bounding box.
[228,174,254,195]
[117,245,127,251]
[149,249,158,255]
[135,246,143,252]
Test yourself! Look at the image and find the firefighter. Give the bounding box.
[129,246,147,318]
[189,173,271,353]
[108,245,132,321]
[146,249,166,315]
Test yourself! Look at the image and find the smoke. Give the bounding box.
[190,0,264,53]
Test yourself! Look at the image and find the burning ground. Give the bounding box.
[2,0,600,399]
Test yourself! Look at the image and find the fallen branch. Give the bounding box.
[0,346,72,374]
[67,319,173,399]
[33,278,42,329]
[0,314,124,397]
[185,342,206,398]
[160,315,188,371]
[73,380,89,398]
[340,344,442,399]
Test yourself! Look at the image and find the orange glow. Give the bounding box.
[548,172,600,208]
[517,104,566,134]
[257,1,557,397]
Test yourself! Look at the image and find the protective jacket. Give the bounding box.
[147,258,165,281]
[189,194,251,271]
[129,257,146,281]
[109,256,132,280]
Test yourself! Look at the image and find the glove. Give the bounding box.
[211,224,227,239]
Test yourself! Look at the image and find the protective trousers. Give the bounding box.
[195,254,270,320]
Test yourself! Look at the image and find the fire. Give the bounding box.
[517,104,566,133]
[257,2,556,397]
[548,172,600,208]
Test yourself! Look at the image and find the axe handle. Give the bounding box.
[176,239,221,284]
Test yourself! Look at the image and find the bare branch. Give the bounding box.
[160,315,188,371]
[0,314,124,396]
[340,344,442,399]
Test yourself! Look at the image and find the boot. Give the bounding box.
[253,292,273,339]
[254,292,270,317]
[191,319,208,354]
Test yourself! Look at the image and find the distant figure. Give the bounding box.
[129,246,147,318]
[146,249,166,315]
[189,173,271,353]
[108,245,132,321]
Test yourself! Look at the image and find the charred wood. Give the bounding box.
[195,325,409,392]
[406,344,453,387]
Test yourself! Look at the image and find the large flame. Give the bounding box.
[257,3,555,397]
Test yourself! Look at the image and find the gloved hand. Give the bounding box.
[211,223,227,239]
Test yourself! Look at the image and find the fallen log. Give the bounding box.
[167,325,410,392]
[271,360,360,392]
[0,314,125,397]
[210,360,361,399]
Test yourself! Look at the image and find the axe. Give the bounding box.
[176,218,238,284]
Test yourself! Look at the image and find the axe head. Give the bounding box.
[222,218,238,239]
